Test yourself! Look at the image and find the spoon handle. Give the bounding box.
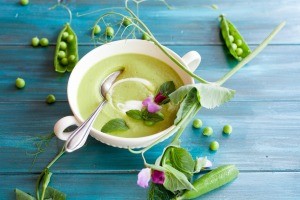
[65,100,107,152]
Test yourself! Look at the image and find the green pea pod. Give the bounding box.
[54,23,78,73]
[220,15,251,61]
[176,165,239,200]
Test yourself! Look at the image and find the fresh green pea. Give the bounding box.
[46,94,56,104]
[236,48,243,56]
[176,165,239,200]
[20,0,29,6]
[122,17,132,27]
[229,35,234,43]
[57,51,66,59]
[62,32,69,40]
[105,26,114,37]
[142,33,150,41]
[68,55,76,62]
[39,38,49,47]
[61,58,68,65]
[236,39,243,46]
[31,37,39,47]
[59,41,67,50]
[54,23,78,73]
[202,127,213,136]
[209,141,219,151]
[223,124,232,135]
[220,15,251,61]
[193,119,203,129]
[67,35,74,43]
[15,78,25,89]
[93,25,101,35]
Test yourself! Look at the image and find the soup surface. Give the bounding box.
[77,53,184,138]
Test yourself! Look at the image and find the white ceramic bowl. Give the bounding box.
[54,39,201,149]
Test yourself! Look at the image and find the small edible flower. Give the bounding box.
[198,157,213,168]
[142,96,161,113]
[137,168,151,188]
[151,170,165,184]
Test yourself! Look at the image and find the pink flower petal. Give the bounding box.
[205,159,212,168]
[142,97,152,107]
[151,170,165,184]
[147,102,161,113]
[137,168,151,188]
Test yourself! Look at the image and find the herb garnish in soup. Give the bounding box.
[77,53,184,138]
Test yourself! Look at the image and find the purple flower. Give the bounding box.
[151,170,165,184]
[142,96,161,113]
[137,168,151,188]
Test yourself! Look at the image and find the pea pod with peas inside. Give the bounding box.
[54,23,78,73]
[220,15,251,61]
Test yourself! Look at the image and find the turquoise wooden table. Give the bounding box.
[1,0,300,199]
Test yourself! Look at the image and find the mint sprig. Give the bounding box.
[101,118,129,133]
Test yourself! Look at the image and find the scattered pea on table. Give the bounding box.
[193,119,203,129]
[15,78,25,89]
[142,33,150,41]
[203,127,213,136]
[20,0,29,6]
[122,17,132,27]
[46,94,56,104]
[223,124,233,135]
[39,38,49,47]
[210,141,219,151]
[93,25,101,35]
[105,26,114,37]
[31,37,39,47]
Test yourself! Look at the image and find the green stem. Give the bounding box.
[216,21,286,86]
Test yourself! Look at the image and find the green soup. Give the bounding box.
[77,53,184,138]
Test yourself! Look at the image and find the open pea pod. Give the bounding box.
[54,23,78,73]
[220,15,251,61]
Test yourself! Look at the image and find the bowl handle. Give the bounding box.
[181,51,201,72]
[54,116,80,141]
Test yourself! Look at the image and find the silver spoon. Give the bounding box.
[65,70,122,153]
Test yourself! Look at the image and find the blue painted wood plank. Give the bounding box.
[0,45,299,101]
[1,101,300,173]
[0,0,297,45]
[1,172,300,199]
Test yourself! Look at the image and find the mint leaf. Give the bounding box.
[157,81,176,96]
[126,110,143,120]
[15,189,36,200]
[174,88,200,125]
[101,118,129,133]
[195,83,235,109]
[44,187,66,200]
[147,183,175,200]
[142,110,164,122]
[163,165,195,193]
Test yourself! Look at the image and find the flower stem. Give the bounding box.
[216,21,286,86]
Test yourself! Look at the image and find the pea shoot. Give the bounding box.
[210,141,219,151]
[31,37,39,47]
[40,38,49,47]
[223,124,232,135]
[46,94,56,104]
[15,78,25,89]
[93,25,101,35]
[105,26,114,37]
[202,127,213,136]
[20,0,29,6]
[193,119,203,129]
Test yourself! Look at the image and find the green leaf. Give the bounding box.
[142,110,164,122]
[101,118,129,133]
[15,189,36,200]
[174,88,200,124]
[147,183,175,200]
[126,110,143,120]
[195,83,235,109]
[157,81,176,96]
[44,187,66,200]
[169,85,194,105]
[163,165,195,193]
